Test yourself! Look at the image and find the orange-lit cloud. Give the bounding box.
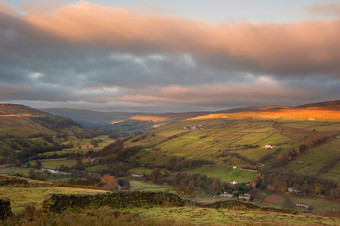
[17,1,340,76]
[113,83,318,106]
[1,1,340,76]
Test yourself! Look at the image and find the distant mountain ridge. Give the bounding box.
[42,100,340,127]
[40,100,340,135]
[41,108,210,127]
[0,104,46,116]
[296,100,340,109]
[41,108,141,127]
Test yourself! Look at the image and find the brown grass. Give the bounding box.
[2,206,194,226]
[187,108,340,122]
[110,120,125,124]
[130,115,169,123]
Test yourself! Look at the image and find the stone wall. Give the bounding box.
[0,198,12,220]
[45,191,274,214]
[46,191,195,213]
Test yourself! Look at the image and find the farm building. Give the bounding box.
[238,193,251,201]
[287,187,300,193]
[131,173,143,178]
[295,203,310,209]
[220,192,233,198]
[230,180,238,185]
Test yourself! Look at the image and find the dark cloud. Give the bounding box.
[0,1,340,111]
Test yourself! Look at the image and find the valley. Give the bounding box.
[0,101,340,225]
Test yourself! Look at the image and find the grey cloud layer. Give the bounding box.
[0,2,340,111]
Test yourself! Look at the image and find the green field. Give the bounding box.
[125,119,298,164]
[38,135,115,157]
[129,168,153,175]
[0,167,43,177]
[287,138,340,181]
[323,161,340,181]
[261,193,340,211]
[183,165,256,183]
[30,158,77,169]
[129,180,172,192]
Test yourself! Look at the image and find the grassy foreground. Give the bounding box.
[131,206,340,225]
[1,206,339,226]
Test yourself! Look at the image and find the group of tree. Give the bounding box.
[147,169,251,195]
[161,157,213,171]
[256,168,340,198]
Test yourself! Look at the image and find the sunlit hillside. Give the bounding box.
[188,107,340,122]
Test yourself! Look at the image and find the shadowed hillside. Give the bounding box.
[0,104,102,167]
[42,108,210,136]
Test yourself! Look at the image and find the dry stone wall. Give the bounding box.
[45,191,270,214]
[47,191,194,213]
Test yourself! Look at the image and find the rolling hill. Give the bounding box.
[90,100,340,196]
[1,101,340,210]
[41,108,140,127]
[0,104,101,166]
[0,104,81,137]
[42,108,210,136]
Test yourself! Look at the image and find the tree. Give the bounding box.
[301,180,310,196]
[150,169,163,182]
[118,178,130,190]
[273,177,287,192]
[173,185,199,198]
[90,139,99,147]
[101,174,118,190]
[29,170,37,180]
[35,160,42,169]
[75,158,84,170]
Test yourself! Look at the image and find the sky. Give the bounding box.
[1,0,340,112]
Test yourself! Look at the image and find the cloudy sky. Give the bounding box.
[1,0,340,112]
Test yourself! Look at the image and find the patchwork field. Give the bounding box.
[124,116,340,183]
[261,192,340,211]
[287,138,340,180]
[182,165,256,183]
